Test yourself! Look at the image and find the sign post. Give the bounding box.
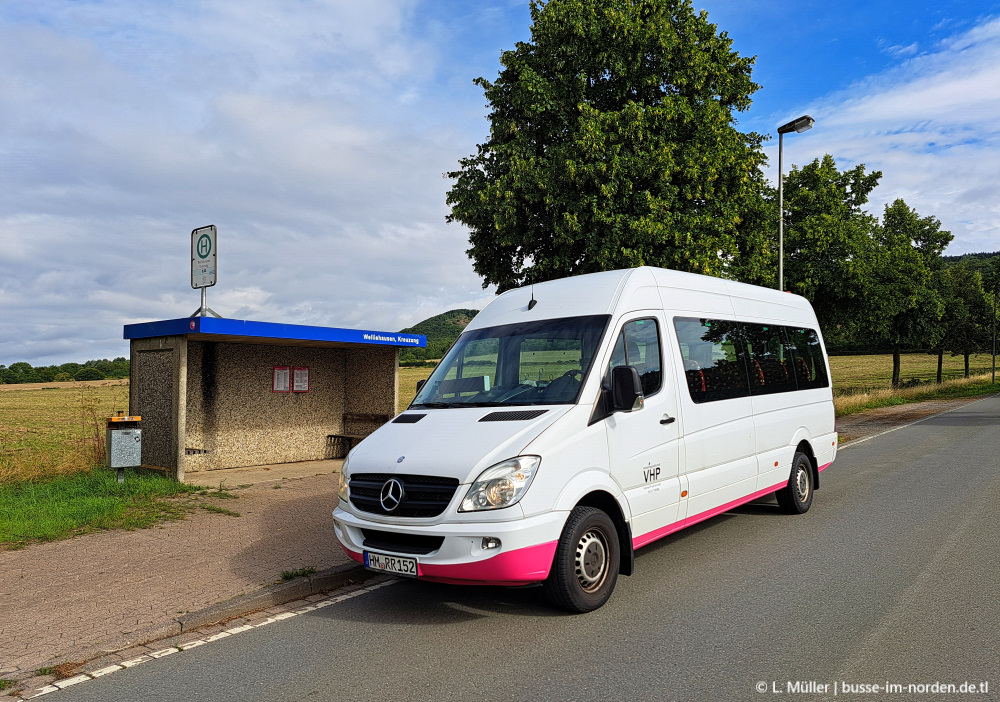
[190,225,221,318]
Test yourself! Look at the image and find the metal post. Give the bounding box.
[190,285,221,317]
[778,131,784,291]
[775,115,814,293]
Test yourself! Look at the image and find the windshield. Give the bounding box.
[410,315,610,408]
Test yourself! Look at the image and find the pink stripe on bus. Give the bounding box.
[632,481,787,550]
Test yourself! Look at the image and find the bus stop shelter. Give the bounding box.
[124,317,425,481]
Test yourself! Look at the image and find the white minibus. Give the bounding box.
[333,267,837,612]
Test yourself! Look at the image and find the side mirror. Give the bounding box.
[611,365,644,412]
[415,379,426,395]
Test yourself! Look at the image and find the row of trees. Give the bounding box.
[735,155,999,385]
[0,358,130,385]
[446,0,1000,386]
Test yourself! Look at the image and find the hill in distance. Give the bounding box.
[942,251,999,277]
[399,309,479,363]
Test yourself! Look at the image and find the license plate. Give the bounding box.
[364,551,418,577]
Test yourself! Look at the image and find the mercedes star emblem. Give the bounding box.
[380,478,406,513]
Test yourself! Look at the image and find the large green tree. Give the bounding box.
[447,0,765,292]
[779,155,882,337]
[871,199,952,386]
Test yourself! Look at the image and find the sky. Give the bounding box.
[1,0,999,366]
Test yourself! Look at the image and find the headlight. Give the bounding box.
[338,456,349,502]
[459,456,540,512]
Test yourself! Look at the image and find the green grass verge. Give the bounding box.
[0,468,201,549]
[834,377,1000,417]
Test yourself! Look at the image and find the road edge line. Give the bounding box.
[839,393,998,451]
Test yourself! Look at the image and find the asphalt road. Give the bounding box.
[53,395,999,702]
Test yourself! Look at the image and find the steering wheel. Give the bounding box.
[561,369,582,379]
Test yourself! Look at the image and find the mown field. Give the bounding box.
[829,352,995,393]
[0,381,130,483]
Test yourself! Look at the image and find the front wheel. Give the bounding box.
[775,451,814,514]
[544,506,620,613]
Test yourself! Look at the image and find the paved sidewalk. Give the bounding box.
[1,459,353,686]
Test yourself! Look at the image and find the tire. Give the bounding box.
[543,506,620,613]
[775,451,814,514]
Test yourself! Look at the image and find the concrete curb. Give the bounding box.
[176,562,375,632]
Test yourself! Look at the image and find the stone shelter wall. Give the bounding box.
[129,336,187,477]
[184,341,350,472]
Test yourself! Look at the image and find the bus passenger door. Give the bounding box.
[604,315,683,543]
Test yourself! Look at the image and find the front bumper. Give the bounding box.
[333,506,568,586]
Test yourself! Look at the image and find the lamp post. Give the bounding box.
[777,115,815,291]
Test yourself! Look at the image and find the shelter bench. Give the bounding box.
[327,413,393,459]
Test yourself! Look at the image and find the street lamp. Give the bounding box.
[777,114,815,290]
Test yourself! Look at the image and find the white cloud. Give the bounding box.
[881,41,919,59]
[0,0,493,365]
[765,16,1000,254]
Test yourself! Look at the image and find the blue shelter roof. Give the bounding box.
[123,317,426,349]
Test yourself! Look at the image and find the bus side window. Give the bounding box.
[784,327,829,390]
[744,323,797,396]
[673,318,749,403]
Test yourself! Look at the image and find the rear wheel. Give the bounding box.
[776,451,814,514]
[544,506,620,613]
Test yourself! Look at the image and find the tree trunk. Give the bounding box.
[937,350,943,384]
[892,343,901,387]
[965,353,970,378]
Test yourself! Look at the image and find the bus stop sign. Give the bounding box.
[191,225,217,289]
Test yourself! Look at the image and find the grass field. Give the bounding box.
[828,352,996,393]
[399,366,433,413]
[0,381,130,484]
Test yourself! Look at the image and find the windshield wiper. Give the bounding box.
[412,402,463,409]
